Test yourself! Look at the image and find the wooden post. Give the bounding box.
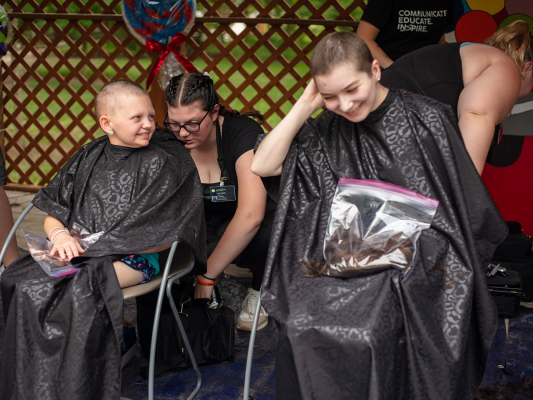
[148,52,167,126]
[148,42,191,126]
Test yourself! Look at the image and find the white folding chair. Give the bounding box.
[0,203,201,400]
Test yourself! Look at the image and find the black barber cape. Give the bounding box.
[261,89,506,400]
[0,131,206,400]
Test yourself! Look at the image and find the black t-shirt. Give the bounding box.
[203,115,265,227]
[381,42,464,117]
[361,0,454,61]
[220,115,264,193]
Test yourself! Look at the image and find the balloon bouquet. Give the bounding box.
[122,0,198,89]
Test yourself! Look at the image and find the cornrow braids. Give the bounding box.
[165,74,185,107]
[187,74,213,97]
[165,72,264,123]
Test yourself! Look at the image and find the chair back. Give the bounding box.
[122,242,194,300]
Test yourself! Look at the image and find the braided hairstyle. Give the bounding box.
[165,72,264,123]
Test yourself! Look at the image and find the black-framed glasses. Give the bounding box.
[163,110,210,133]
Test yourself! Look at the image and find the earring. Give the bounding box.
[378,78,381,81]
[108,131,114,135]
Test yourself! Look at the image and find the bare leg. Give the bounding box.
[0,187,19,266]
[113,260,145,288]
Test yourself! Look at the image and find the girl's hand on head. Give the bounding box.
[299,79,324,114]
[50,232,85,261]
[194,282,214,300]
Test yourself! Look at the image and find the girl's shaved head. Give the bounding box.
[95,80,149,120]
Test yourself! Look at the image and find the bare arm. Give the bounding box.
[356,20,393,68]
[251,80,324,177]
[44,215,84,260]
[458,56,520,174]
[195,150,267,298]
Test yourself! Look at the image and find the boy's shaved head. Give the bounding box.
[95,80,149,120]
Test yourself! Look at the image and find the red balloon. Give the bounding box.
[456,11,498,43]
[492,8,509,26]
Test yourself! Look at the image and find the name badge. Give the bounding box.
[208,185,236,202]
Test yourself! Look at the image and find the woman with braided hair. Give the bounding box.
[164,72,274,331]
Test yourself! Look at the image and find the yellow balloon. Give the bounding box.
[466,0,504,15]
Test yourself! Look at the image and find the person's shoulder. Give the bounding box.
[395,89,456,121]
[148,130,187,151]
[64,135,107,164]
[296,110,339,141]
[142,132,196,174]
[150,129,181,144]
[361,0,393,15]
[80,135,107,151]
[224,115,263,132]
[307,109,338,126]
[460,42,516,66]
[361,0,393,25]
[223,116,265,144]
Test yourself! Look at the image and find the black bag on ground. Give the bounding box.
[493,232,532,258]
[136,277,235,378]
[486,268,522,317]
[491,259,533,302]
[506,221,523,234]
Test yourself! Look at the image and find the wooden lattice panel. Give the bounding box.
[191,0,365,129]
[3,0,365,188]
[5,0,121,14]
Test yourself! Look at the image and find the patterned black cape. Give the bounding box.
[0,131,206,399]
[261,89,505,400]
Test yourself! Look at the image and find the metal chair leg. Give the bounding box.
[167,273,202,400]
[148,241,197,400]
[0,203,33,267]
[243,286,262,400]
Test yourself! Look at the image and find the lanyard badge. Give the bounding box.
[204,120,237,203]
[209,185,236,202]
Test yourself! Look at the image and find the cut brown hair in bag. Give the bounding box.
[302,226,413,278]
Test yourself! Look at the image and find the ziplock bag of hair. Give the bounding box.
[302,178,439,278]
[23,223,104,277]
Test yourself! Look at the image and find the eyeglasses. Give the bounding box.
[163,110,210,133]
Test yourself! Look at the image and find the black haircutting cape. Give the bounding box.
[261,89,506,400]
[0,131,206,400]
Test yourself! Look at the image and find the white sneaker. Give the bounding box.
[237,288,268,331]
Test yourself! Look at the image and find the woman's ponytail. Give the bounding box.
[485,20,533,74]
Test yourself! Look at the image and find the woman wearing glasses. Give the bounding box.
[163,72,274,331]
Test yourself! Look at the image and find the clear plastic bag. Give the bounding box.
[23,223,104,277]
[303,178,439,278]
